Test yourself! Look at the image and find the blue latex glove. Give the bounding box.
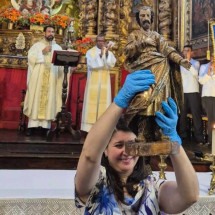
[155,97,182,145]
[114,70,155,108]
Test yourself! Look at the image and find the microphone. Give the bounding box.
[49,41,52,52]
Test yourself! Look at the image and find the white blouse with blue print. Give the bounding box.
[75,166,164,215]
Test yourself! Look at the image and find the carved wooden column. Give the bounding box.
[85,0,98,37]
[158,0,172,41]
[118,0,132,65]
[103,0,119,37]
[78,0,87,37]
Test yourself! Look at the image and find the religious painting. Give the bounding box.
[10,0,63,15]
[192,0,215,39]
[179,0,215,52]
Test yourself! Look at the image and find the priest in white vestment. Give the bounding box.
[23,25,64,135]
[81,34,116,132]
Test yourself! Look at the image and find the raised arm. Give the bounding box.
[155,98,199,214]
[199,63,214,85]
[75,70,155,202]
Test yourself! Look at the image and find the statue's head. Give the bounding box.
[135,6,154,30]
[25,0,34,7]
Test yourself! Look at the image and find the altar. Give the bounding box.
[0,170,213,215]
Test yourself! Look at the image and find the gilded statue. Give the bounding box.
[124,6,190,142]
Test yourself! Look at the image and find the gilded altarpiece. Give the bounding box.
[0,0,180,129]
[178,0,215,59]
[0,0,180,75]
[78,0,179,89]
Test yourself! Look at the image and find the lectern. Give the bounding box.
[47,50,81,141]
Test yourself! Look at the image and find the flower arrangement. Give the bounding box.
[1,7,21,23]
[17,15,30,28]
[29,13,51,25]
[51,14,70,29]
[72,38,95,55]
[0,7,73,31]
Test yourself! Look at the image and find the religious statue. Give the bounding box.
[124,6,190,142]
[63,18,76,49]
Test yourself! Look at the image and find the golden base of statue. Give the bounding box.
[125,140,179,156]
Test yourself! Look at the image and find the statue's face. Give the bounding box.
[139,9,151,30]
[27,0,33,7]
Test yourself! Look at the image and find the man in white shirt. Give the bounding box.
[179,45,204,144]
[199,55,215,145]
[81,34,116,132]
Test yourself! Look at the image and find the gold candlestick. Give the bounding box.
[158,155,168,180]
[199,153,215,195]
[209,155,215,195]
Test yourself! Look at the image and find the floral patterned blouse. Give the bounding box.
[75,166,164,215]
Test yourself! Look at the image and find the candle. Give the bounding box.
[212,125,215,155]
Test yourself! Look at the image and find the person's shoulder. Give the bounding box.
[55,43,63,49]
[30,41,42,48]
[191,58,200,67]
[191,58,199,63]
[88,46,97,52]
[86,46,97,56]
[200,62,210,67]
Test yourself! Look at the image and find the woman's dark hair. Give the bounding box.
[135,6,154,26]
[101,117,148,203]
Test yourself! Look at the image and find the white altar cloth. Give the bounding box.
[0,170,214,215]
[0,170,211,199]
[0,170,76,199]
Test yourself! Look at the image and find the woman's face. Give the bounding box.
[105,131,139,177]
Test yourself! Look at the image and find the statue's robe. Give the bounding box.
[124,29,183,141]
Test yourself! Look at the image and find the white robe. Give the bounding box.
[81,46,116,132]
[23,39,64,128]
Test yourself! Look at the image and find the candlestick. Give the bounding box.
[207,20,210,60]
[158,155,168,180]
[212,125,215,155]
[209,155,215,195]
[198,154,215,195]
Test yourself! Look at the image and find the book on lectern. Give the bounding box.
[52,50,81,67]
